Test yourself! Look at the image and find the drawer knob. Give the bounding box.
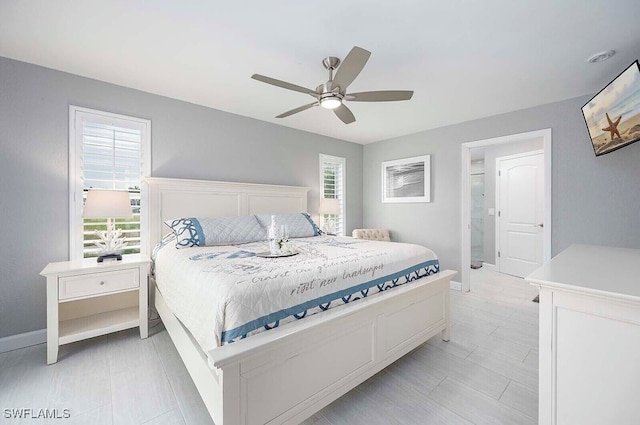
[100,281,105,285]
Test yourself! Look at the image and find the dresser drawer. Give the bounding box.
[59,268,139,300]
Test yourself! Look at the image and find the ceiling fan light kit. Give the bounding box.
[251,46,414,124]
[320,95,342,109]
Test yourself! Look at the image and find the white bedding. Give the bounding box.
[153,235,439,353]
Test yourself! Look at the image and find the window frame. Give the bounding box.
[319,154,346,236]
[69,106,151,260]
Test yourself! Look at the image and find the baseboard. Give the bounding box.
[482,263,496,272]
[450,280,462,291]
[0,329,46,353]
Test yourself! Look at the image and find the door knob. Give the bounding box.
[535,223,544,228]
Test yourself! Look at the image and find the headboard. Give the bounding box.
[144,177,310,253]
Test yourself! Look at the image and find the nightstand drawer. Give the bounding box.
[59,268,139,300]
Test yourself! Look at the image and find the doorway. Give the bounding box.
[460,129,552,293]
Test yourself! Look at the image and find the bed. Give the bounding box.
[145,177,456,425]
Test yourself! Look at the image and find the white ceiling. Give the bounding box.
[1,0,640,144]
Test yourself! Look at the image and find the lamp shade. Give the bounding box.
[319,198,340,215]
[83,190,133,218]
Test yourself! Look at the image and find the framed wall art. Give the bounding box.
[582,60,640,156]
[381,155,431,203]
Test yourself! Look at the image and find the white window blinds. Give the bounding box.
[69,106,151,260]
[319,154,346,236]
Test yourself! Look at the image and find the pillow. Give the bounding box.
[255,213,322,239]
[164,215,267,248]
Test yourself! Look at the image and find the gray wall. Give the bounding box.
[363,95,640,274]
[478,138,544,264]
[0,56,363,339]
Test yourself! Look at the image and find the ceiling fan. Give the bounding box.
[251,46,414,124]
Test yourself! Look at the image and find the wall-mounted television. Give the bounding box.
[582,60,640,156]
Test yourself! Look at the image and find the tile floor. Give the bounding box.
[0,268,539,424]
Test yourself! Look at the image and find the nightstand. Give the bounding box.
[40,254,150,364]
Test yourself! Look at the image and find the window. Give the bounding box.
[319,154,346,236]
[69,106,151,260]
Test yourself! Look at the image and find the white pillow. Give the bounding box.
[255,213,322,239]
[164,215,267,248]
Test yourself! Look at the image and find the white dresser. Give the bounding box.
[527,244,640,425]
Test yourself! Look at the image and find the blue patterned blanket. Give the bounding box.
[154,236,439,351]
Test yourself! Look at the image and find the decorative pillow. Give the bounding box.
[164,215,267,248]
[255,213,322,239]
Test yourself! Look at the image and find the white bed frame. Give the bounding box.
[145,177,455,425]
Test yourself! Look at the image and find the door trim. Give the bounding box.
[460,129,552,292]
[495,149,544,275]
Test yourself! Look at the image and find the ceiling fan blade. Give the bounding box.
[333,104,356,124]
[346,90,414,102]
[252,74,318,96]
[276,102,318,118]
[331,46,371,92]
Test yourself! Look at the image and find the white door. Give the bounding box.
[497,152,544,277]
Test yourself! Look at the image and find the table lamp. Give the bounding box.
[83,189,133,262]
[318,198,340,235]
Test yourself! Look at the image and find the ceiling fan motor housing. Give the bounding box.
[316,81,343,109]
[317,82,342,95]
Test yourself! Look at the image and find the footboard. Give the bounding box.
[205,269,455,425]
